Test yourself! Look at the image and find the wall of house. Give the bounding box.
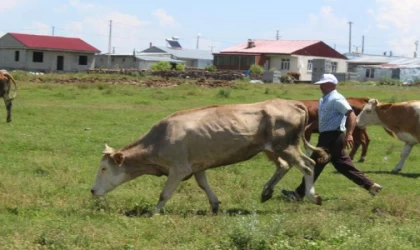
[95,55,138,69]
[0,49,95,72]
[355,66,391,82]
[267,55,299,78]
[191,59,213,68]
[297,56,347,81]
[266,55,347,81]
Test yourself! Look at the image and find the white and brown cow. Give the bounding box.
[91,99,329,216]
[356,98,420,172]
[0,70,17,123]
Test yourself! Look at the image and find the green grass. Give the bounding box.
[1,75,420,249]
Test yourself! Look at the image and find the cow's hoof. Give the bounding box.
[358,158,365,163]
[315,195,322,205]
[261,188,273,203]
[211,201,221,215]
[141,211,154,218]
[6,119,11,123]
[391,169,401,174]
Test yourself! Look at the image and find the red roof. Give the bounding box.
[219,40,347,60]
[8,33,100,53]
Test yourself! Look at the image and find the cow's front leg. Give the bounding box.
[194,171,220,215]
[393,143,413,173]
[153,166,192,216]
[4,99,12,123]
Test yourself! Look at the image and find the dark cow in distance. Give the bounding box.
[0,70,17,123]
[300,97,371,162]
[90,99,329,216]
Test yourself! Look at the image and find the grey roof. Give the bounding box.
[136,55,184,63]
[147,46,215,60]
[347,54,408,64]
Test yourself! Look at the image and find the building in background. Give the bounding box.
[213,39,347,81]
[140,37,214,69]
[0,33,100,72]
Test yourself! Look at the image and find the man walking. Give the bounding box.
[282,74,382,201]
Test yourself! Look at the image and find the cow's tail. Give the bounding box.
[296,102,330,164]
[5,73,17,100]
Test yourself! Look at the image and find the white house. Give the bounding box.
[0,32,100,72]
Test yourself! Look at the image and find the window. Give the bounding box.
[307,60,313,71]
[33,52,43,63]
[365,68,375,78]
[281,59,290,70]
[15,51,20,62]
[331,62,338,73]
[79,56,88,65]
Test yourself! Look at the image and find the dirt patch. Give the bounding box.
[28,77,238,88]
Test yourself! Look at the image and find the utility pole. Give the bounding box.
[415,40,419,58]
[362,35,365,54]
[348,21,353,54]
[107,20,112,68]
[196,33,201,49]
[52,26,54,36]
[276,30,280,40]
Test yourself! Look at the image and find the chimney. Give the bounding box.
[149,42,153,48]
[247,39,256,49]
[390,51,393,57]
[384,52,387,56]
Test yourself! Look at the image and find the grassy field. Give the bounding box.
[1,74,420,249]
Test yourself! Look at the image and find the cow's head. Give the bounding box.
[356,98,381,129]
[90,143,129,196]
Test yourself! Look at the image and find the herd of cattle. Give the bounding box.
[2,71,419,215]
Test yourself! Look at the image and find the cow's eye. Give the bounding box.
[101,167,106,172]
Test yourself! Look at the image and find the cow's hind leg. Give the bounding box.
[393,143,413,173]
[194,171,220,215]
[4,98,12,123]
[261,151,291,202]
[277,147,321,205]
[154,165,192,215]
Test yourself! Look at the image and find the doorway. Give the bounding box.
[57,56,64,71]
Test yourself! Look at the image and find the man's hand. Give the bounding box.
[345,133,354,149]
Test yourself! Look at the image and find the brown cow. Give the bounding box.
[90,99,329,216]
[300,97,371,162]
[0,70,17,123]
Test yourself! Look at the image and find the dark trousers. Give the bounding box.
[295,131,374,197]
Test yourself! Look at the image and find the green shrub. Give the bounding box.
[175,64,186,71]
[205,65,217,72]
[217,88,232,98]
[150,61,172,71]
[379,77,402,86]
[250,64,264,75]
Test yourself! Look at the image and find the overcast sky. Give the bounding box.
[0,0,418,57]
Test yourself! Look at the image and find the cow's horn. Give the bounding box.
[103,142,115,154]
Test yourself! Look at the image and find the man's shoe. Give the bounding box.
[369,183,383,196]
[281,190,303,201]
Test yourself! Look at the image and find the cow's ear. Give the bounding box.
[103,143,115,155]
[111,152,125,166]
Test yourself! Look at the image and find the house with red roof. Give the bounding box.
[0,33,100,72]
[213,39,347,81]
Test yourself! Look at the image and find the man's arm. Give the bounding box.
[345,110,356,149]
[345,110,356,135]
